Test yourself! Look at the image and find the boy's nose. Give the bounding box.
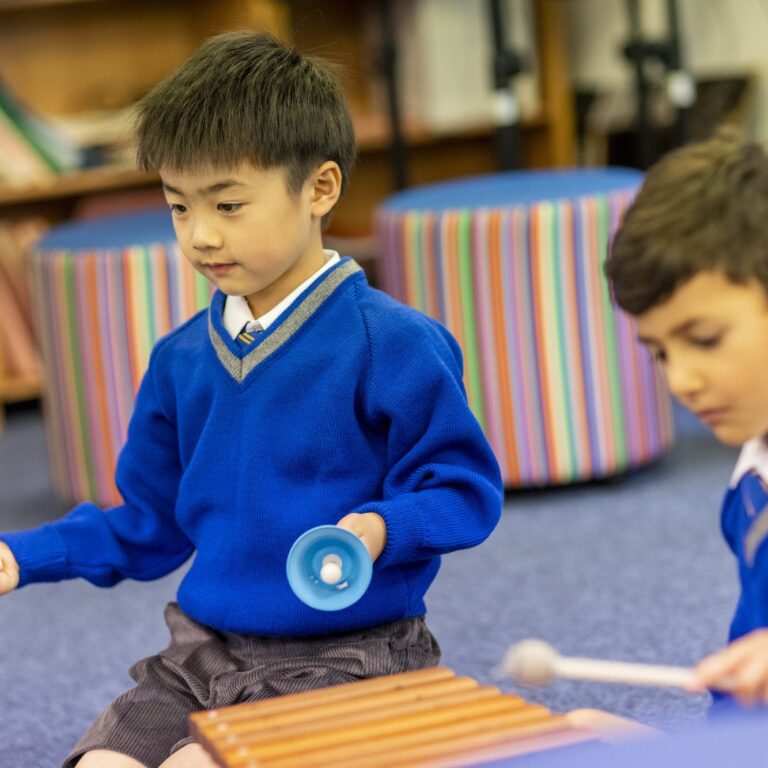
[665,357,705,400]
[191,220,223,251]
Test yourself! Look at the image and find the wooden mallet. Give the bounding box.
[498,639,699,689]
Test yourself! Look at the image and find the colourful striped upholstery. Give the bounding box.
[31,208,211,506]
[375,169,674,487]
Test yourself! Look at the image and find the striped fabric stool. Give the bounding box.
[375,169,674,487]
[31,207,210,506]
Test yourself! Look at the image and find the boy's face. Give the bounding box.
[160,162,338,316]
[636,271,768,446]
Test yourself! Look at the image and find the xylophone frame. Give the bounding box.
[189,666,654,768]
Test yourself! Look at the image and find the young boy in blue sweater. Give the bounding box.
[605,129,768,710]
[0,32,502,767]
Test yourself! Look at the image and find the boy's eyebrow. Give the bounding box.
[162,180,248,196]
[637,318,714,346]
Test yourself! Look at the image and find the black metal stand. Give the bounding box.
[621,0,694,169]
[376,0,409,190]
[488,0,525,170]
[664,0,694,148]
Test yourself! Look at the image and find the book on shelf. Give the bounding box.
[0,107,56,185]
[0,75,85,186]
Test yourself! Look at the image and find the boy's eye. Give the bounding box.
[169,203,187,215]
[218,202,242,213]
[691,335,722,349]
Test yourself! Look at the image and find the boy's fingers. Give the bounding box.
[0,541,18,571]
[0,544,20,594]
[694,653,742,690]
[694,658,728,684]
[335,513,359,531]
[732,656,768,704]
[0,569,19,594]
[335,514,385,561]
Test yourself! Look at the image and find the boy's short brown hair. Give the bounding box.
[605,128,768,315]
[135,31,356,199]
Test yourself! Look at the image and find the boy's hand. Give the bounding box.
[0,541,20,595]
[337,512,387,562]
[689,629,768,706]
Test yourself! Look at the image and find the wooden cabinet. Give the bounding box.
[0,0,575,413]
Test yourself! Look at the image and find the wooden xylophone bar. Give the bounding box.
[190,666,642,767]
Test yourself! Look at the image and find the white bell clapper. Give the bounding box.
[286,525,372,611]
[319,554,343,585]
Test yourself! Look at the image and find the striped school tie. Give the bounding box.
[236,322,262,348]
[740,470,768,566]
[742,471,768,519]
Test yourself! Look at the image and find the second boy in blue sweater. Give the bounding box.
[606,129,768,711]
[0,33,503,768]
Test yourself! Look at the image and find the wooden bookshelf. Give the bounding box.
[0,0,575,414]
[0,0,574,222]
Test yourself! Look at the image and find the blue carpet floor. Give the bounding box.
[0,401,739,765]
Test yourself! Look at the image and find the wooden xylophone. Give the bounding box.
[190,666,649,767]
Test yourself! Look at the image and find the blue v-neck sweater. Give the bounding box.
[2,259,502,636]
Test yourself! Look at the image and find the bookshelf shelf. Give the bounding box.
[0,113,551,207]
[0,166,158,207]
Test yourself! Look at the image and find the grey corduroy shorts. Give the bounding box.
[64,602,441,768]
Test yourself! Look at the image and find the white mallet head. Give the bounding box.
[501,639,559,685]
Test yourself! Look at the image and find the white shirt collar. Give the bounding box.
[730,436,768,488]
[223,251,340,338]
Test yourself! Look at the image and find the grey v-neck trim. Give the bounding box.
[209,260,362,384]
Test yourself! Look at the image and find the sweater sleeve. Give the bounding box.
[353,309,503,568]
[0,351,193,588]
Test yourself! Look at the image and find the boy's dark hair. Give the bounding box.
[135,31,356,201]
[605,127,768,314]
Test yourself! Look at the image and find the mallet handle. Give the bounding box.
[555,656,695,688]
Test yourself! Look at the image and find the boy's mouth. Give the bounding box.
[205,263,236,276]
[696,407,728,424]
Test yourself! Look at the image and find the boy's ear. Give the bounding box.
[308,161,342,219]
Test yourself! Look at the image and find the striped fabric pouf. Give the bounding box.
[375,169,674,487]
[31,207,211,506]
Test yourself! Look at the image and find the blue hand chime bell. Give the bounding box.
[286,525,372,611]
